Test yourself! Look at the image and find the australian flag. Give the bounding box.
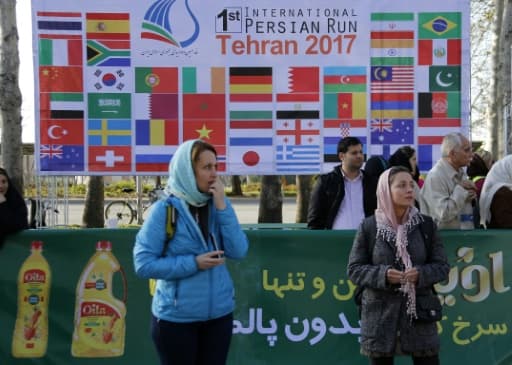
[371,119,414,145]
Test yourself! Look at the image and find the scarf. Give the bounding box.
[375,169,422,320]
[165,140,211,207]
[479,155,512,227]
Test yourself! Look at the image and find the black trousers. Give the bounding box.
[370,355,440,365]
[151,313,233,365]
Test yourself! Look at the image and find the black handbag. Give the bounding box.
[415,292,442,322]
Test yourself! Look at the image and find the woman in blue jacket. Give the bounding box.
[134,139,249,365]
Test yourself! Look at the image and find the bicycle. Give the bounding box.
[104,186,167,225]
[28,198,60,228]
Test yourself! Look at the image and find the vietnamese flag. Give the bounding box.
[39,66,83,92]
[183,94,225,119]
[182,119,226,145]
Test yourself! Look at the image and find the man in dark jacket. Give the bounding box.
[307,137,377,229]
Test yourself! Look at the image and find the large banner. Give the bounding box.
[32,0,470,175]
[1,228,511,364]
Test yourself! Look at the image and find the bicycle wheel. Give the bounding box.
[104,201,135,225]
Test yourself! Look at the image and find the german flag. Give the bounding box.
[229,67,272,102]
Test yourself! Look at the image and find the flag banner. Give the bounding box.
[135,119,179,146]
[32,1,470,175]
[40,119,84,145]
[86,67,133,92]
[40,145,85,171]
[136,67,179,93]
[89,146,131,171]
[182,66,226,94]
[275,66,319,102]
[134,145,177,172]
[87,119,132,146]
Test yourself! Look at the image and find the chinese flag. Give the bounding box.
[39,66,83,92]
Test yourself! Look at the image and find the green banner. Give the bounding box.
[0,228,511,364]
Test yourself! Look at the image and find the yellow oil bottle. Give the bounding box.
[12,240,51,358]
[71,240,127,357]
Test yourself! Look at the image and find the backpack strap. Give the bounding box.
[161,203,177,256]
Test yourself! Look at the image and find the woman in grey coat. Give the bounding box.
[347,166,449,365]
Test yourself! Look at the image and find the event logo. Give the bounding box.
[141,0,200,47]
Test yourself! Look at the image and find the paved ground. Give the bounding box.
[32,196,299,227]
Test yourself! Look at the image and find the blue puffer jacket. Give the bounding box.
[133,195,249,323]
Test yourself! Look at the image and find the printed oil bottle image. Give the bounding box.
[71,240,127,357]
[12,240,51,358]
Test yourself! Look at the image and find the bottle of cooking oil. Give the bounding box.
[12,240,51,358]
[71,240,127,357]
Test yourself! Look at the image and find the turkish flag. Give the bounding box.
[88,146,131,172]
[40,119,84,145]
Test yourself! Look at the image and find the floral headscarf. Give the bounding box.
[375,168,422,320]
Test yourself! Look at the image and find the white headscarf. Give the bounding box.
[479,155,512,227]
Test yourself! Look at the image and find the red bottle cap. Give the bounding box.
[96,240,112,251]
[31,241,43,250]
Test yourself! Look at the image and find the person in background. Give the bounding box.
[388,146,420,185]
[348,166,449,365]
[477,149,494,171]
[389,146,422,207]
[307,137,378,229]
[133,139,249,365]
[466,152,492,228]
[0,168,28,248]
[466,152,491,200]
[479,154,512,228]
[419,132,476,229]
[364,155,389,182]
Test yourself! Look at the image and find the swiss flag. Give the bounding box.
[88,146,131,172]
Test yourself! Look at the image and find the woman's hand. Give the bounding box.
[386,268,404,284]
[386,267,419,285]
[403,267,419,284]
[208,180,226,210]
[195,251,225,270]
[0,192,5,203]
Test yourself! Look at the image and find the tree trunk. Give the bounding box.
[0,0,23,194]
[295,175,312,223]
[230,175,243,196]
[258,175,282,223]
[493,0,512,158]
[82,176,105,228]
[502,1,512,155]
